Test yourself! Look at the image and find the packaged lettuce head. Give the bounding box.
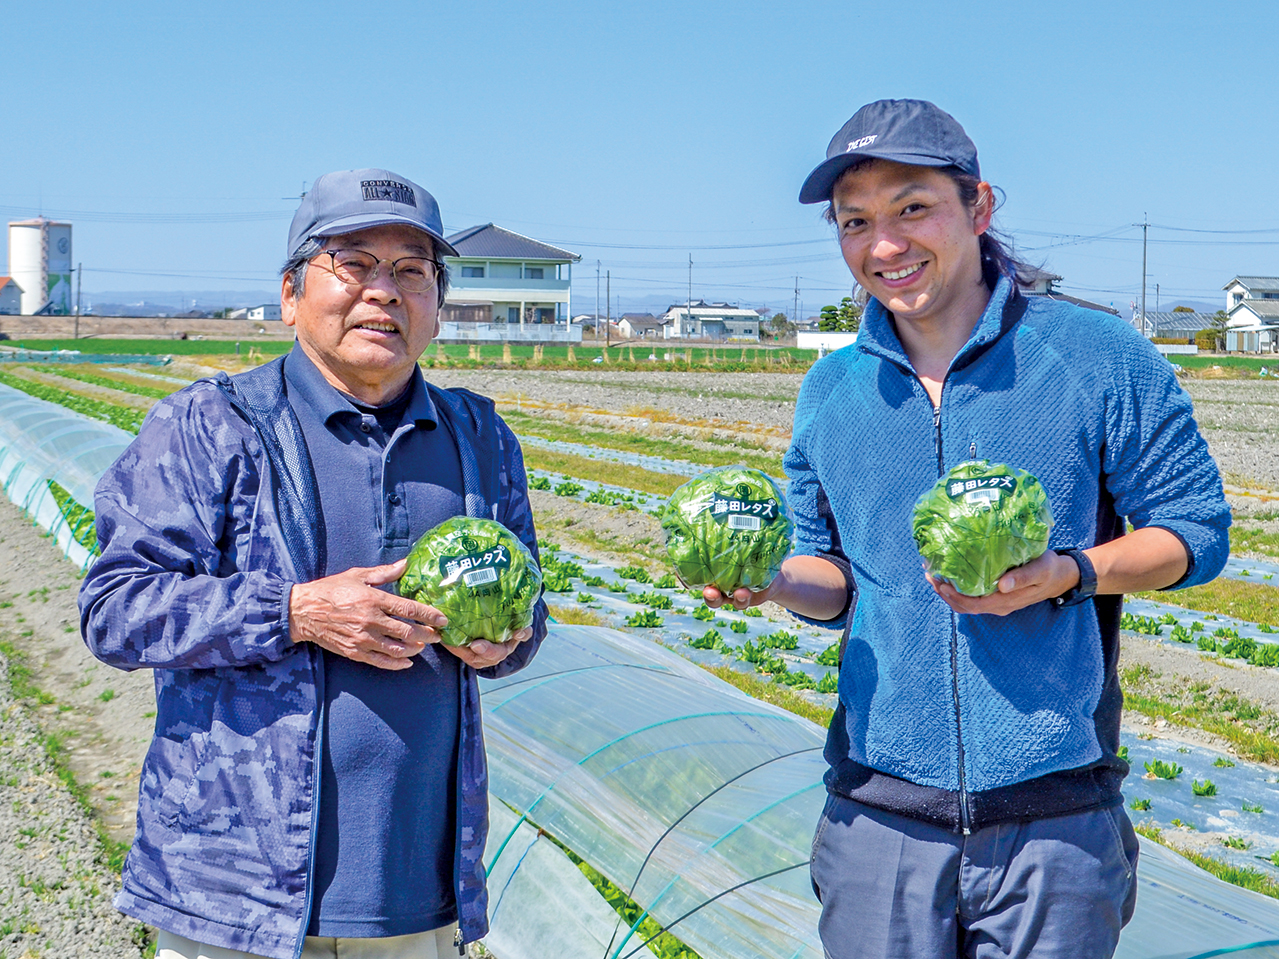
[911,460,1054,597]
[398,517,542,647]
[661,466,794,593]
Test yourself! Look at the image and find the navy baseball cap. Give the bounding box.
[287,168,458,258]
[798,99,980,204]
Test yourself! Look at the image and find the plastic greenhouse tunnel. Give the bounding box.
[0,381,132,569]
[4,383,1279,958]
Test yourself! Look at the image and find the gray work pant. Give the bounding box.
[810,793,1139,959]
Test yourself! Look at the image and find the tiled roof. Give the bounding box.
[1223,276,1279,292]
[1023,291,1120,316]
[444,223,580,262]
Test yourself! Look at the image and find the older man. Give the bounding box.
[80,169,547,959]
[707,101,1231,957]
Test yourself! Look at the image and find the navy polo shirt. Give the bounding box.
[284,345,465,938]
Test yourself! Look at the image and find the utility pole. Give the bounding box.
[74,263,82,339]
[1156,283,1160,314]
[606,270,611,349]
[595,260,600,342]
[1140,214,1148,336]
[687,254,693,338]
[793,277,800,329]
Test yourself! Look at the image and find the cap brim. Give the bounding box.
[798,151,962,204]
[310,212,459,258]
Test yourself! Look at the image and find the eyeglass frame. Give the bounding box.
[316,248,445,294]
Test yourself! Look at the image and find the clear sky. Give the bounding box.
[3,0,1277,318]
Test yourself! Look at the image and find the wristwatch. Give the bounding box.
[1051,548,1097,608]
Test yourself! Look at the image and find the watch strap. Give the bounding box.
[1051,547,1097,608]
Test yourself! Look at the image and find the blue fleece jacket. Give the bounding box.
[787,277,1230,830]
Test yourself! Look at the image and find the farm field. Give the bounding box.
[1,352,1278,955]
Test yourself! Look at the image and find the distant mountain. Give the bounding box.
[83,289,278,316]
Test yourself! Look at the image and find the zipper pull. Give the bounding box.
[455,927,465,955]
[968,441,977,460]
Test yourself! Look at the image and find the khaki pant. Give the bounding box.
[156,925,461,959]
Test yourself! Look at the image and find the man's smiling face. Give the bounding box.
[832,159,992,330]
[282,223,439,405]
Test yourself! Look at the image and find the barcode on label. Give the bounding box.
[463,567,499,587]
[728,515,762,531]
[964,489,1000,507]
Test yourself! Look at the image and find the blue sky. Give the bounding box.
[3,0,1277,317]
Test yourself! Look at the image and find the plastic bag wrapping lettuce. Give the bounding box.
[911,460,1053,597]
[398,517,542,646]
[661,466,794,593]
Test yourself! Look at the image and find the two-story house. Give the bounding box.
[1223,276,1279,353]
[661,300,761,340]
[441,223,580,328]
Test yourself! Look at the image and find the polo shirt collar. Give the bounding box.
[282,342,439,428]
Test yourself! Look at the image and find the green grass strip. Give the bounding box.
[1134,823,1279,900]
[10,337,291,358]
[524,447,685,496]
[700,664,834,728]
[43,367,174,400]
[503,410,782,476]
[1230,526,1279,562]
[1121,689,1279,766]
[1135,577,1279,627]
[0,368,143,433]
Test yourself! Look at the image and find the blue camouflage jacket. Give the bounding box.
[79,357,547,959]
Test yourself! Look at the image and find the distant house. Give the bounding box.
[617,313,664,339]
[0,276,23,315]
[442,224,580,327]
[1017,267,1120,316]
[1223,276,1279,353]
[248,304,282,322]
[661,300,761,340]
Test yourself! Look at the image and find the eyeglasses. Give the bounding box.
[319,249,443,293]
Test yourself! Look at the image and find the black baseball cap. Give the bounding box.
[798,99,980,204]
[287,168,458,259]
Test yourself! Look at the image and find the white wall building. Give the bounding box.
[0,276,24,315]
[8,218,72,315]
[247,304,282,321]
[442,224,580,328]
[1223,276,1279,353]
[661,300,761,340]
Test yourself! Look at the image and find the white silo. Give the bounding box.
[8,218,73,315]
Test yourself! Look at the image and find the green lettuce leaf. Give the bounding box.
[911,460,1054,597]
[661,466,794,592]
[398,517,542,646]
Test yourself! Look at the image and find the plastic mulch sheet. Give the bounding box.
[483,626,1279,959]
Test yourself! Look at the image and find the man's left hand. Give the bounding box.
[443,626,534,670]
[926,549,1079,616]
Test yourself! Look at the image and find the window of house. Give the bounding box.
[524,267,544,280]
[461,266,484,278]
[1234,292,1245,305]
[508,307,520,323]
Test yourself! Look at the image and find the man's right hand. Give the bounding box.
[288,559,447,670]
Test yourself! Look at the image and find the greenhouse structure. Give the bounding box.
[4,381,1279,958]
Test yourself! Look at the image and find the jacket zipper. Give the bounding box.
[294,649,326,959]
[932,398,972,835]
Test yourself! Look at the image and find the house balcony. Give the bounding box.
[446,276,571,303]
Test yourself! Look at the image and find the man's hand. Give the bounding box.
[289,559,447,670]
[926,549,1079,616]
[442,626,535,670]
